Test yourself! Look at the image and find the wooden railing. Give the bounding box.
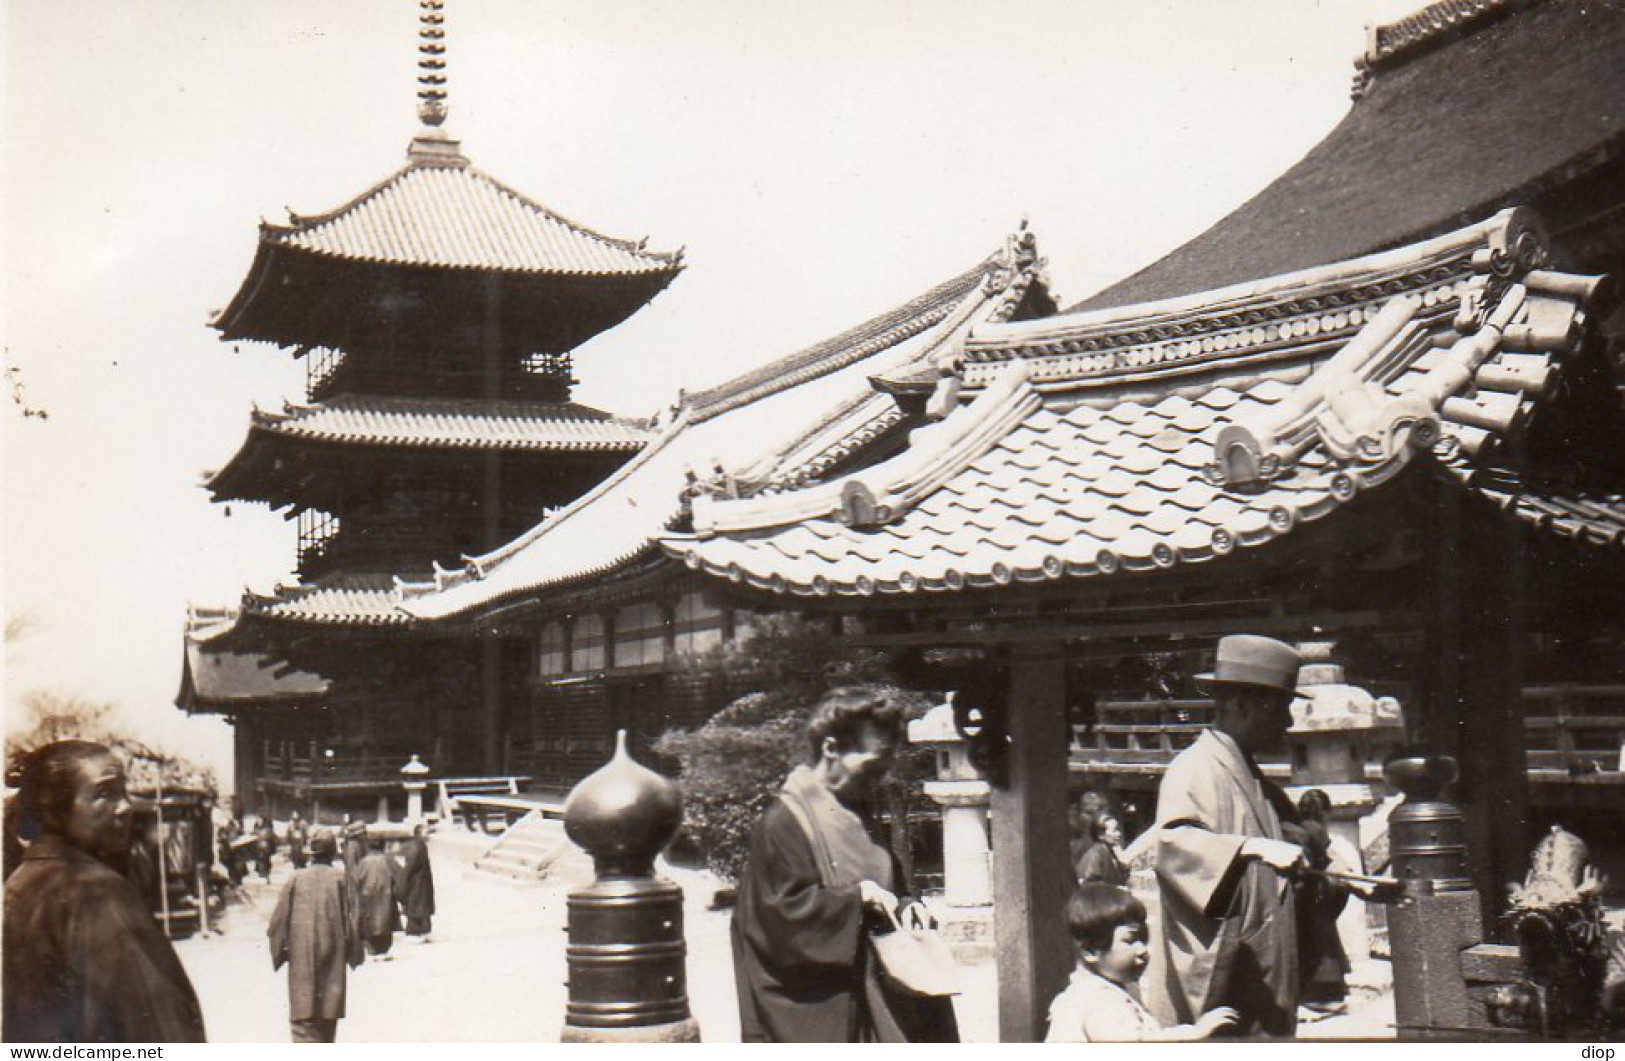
[1523,684,1625,772]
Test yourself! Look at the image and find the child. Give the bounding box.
[1046,883,1237,1042]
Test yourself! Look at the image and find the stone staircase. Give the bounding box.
[467,808,590,885]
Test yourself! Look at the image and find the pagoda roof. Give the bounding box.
[664,210,1625,597]
[176,608,329,713]
[213,135,684,352]
[205,396,646,505]
[1073,0,1625,313]
[263,144,681,277]
[396,228,1050,622]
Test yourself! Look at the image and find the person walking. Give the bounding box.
[353,837,400,959]
[287,811,310,871]
[268,829,363,1043]
[1145,635,1306,1037]
[253,816,277,880]
[731,686,958,1043]
[3,741,207,1043]
[394,823,435,942]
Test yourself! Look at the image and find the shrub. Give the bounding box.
[655,616,934,886]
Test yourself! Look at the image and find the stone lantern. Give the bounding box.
[908,698,993,961]
[401,754,431,825]
[560,731,698,1042]
[1285,641,1405,961]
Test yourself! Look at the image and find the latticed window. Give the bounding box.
[537,621,567,676]
[673,591,724,656]
[572,613,607,671]
[303,346,345,400]
[613,602,667,668]
[296,509,340,571]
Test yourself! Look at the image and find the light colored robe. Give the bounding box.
[1146,729,1298,1036]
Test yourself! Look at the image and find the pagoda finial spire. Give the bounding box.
[417,0,448,128]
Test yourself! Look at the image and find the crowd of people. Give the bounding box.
[2,740,437,1044]
[730,635,1390,1043]
[3,634,1417,1044]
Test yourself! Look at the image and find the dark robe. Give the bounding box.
[268,862,361,1021]
[394,838,435,927]
[731,770,958,1044]
[1076,842,1129,887]
[353,853,399,940]
[3,835,206,1043]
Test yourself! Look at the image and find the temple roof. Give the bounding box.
[664,210,1624,597]
[176,608,329,712]
[212,135,684,352]
[396,229,1050,622]
[1073,0,1625,313]
[242,573,410,627]
[263,143,682,277]
[205,396,645,505]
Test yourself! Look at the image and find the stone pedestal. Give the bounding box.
[910,703,994,963]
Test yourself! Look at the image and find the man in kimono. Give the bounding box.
[268,829,361,1043]
[731,686,958,1043]
[4,741,207,1043]
[354,837,400,958]
[394,823,435,941]
[1147,635,1307,1037]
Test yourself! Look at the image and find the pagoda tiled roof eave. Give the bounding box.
[177,611,331,709]
[239,573,414,628]
[259,159,683,277]
[660,211,1619,599]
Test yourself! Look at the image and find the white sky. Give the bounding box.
[2,0,1420,786]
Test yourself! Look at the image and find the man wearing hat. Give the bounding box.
[268,828,363,1042]
[1144,635,1306,1038]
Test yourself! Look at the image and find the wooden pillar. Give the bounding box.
[1419,479,1530,918]
[481,636,503,775]
[232,714,261,818]
[990,643,1075,1042]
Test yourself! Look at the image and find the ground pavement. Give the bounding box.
[175,832,1394,1042]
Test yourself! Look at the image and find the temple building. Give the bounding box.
[178,1,680,816]
[390,0,1624,1040]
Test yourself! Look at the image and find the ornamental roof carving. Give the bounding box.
[661,209,1622,598]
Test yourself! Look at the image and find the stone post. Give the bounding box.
[908,701,993,961]
[401,754,431,825]
[560,731,699,1042]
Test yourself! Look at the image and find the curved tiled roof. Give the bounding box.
[1073,0,1625,313]
[398,230,1049,622]
[243,573,409,627]
[665,210,1620,597]
[265,148,682,277]
[177,609,330,710]
[244,396,648,453]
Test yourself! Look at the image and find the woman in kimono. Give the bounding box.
[1076,811,1130,887]
[731,686,958,1043]
[3,741,207,1043]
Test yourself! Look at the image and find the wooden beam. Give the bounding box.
[843,609,1392,649]
[990,644,1075,1042]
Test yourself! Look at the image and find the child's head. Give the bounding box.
[1066,883,1150,986]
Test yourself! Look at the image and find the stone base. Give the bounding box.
[938,904,995,964]
[561,1017,700,1043]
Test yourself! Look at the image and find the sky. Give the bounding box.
[2,0,1420,786]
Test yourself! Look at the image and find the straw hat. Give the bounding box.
[1195,634,1302,695]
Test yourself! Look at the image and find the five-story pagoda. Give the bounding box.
[181,1,682,819]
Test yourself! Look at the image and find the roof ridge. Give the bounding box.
[685,251,1002,423]
[1356,0,1534,86]
[269,163,416,234]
